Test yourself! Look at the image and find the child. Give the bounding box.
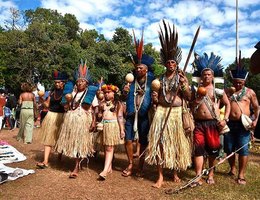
[97,84,125,180]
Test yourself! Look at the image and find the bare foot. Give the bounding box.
[190,180,203,188]
[237,177,246,185]
[206,176,215,185]
[173,175,181,183]
[69,172,78,179]
[152,178,164,188]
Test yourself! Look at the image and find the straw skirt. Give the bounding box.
[145,106,192,170]
[55,108,94,158]
[40,111,64,146]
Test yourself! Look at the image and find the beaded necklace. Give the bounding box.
[230,87,246,102]
[162,73,179,104]
[52,89,63,101]
[134,74,147,112]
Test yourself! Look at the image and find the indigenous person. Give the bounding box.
[224,54,259,185]
[191,52,230,186]
[121,30,155,177]
[97,84,125,180]
[17,82,37,144]
[55,61,98,178]
[36,71,67,169]
[145,20,192,188]
[0,91,6,131]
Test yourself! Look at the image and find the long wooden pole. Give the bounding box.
[236,0,239,60]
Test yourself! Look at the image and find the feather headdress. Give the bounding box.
[192,52,223,77]
[159,19,182,64]
[53,70,67,81]
[230,50,248,80]
[74,59,91,82]
[131,30,154,69]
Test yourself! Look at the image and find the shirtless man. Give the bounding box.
[145,20,192,188]
[224,63,259,185]
[191,52,230,186]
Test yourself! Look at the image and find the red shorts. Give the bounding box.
[193,120,220,156]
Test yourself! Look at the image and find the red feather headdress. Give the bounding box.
[132,29,144,65]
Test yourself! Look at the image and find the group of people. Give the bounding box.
[0,91,17,132]
[14,20,259,188]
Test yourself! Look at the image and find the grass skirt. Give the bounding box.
[145,106,192,170]
[55,108,94,158]
[94,120,125,152]
[40,111,64,146]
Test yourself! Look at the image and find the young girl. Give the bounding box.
[97,84,125,180]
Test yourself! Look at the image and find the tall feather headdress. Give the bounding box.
[230,50,248,80]
[192,52,223,77]
[131,29,154,69]
[159,19,182,64]
[74,59,91,82]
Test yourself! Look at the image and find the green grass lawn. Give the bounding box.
[164,145,260,200]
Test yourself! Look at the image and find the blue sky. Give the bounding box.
[0,0,259,71]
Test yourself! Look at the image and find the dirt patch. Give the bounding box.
[0,128,260,200]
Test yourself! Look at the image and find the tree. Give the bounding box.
[61,13,80,40]
[4,7,22,30]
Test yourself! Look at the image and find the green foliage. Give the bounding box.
[3,7,259,99]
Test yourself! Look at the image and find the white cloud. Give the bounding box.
[0,0,18,26]
[251,9,260,19]
[0,0,259,69]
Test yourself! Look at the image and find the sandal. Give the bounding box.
[69,172,78,179]
[122,168,132,177]
[206,177,215,185]
[36,163,48,169]
[228,171,236,177]
[97,173,106,181]
[237,178,246,185]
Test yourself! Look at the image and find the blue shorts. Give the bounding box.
[224,120,250,156]
[125,113,150,145]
